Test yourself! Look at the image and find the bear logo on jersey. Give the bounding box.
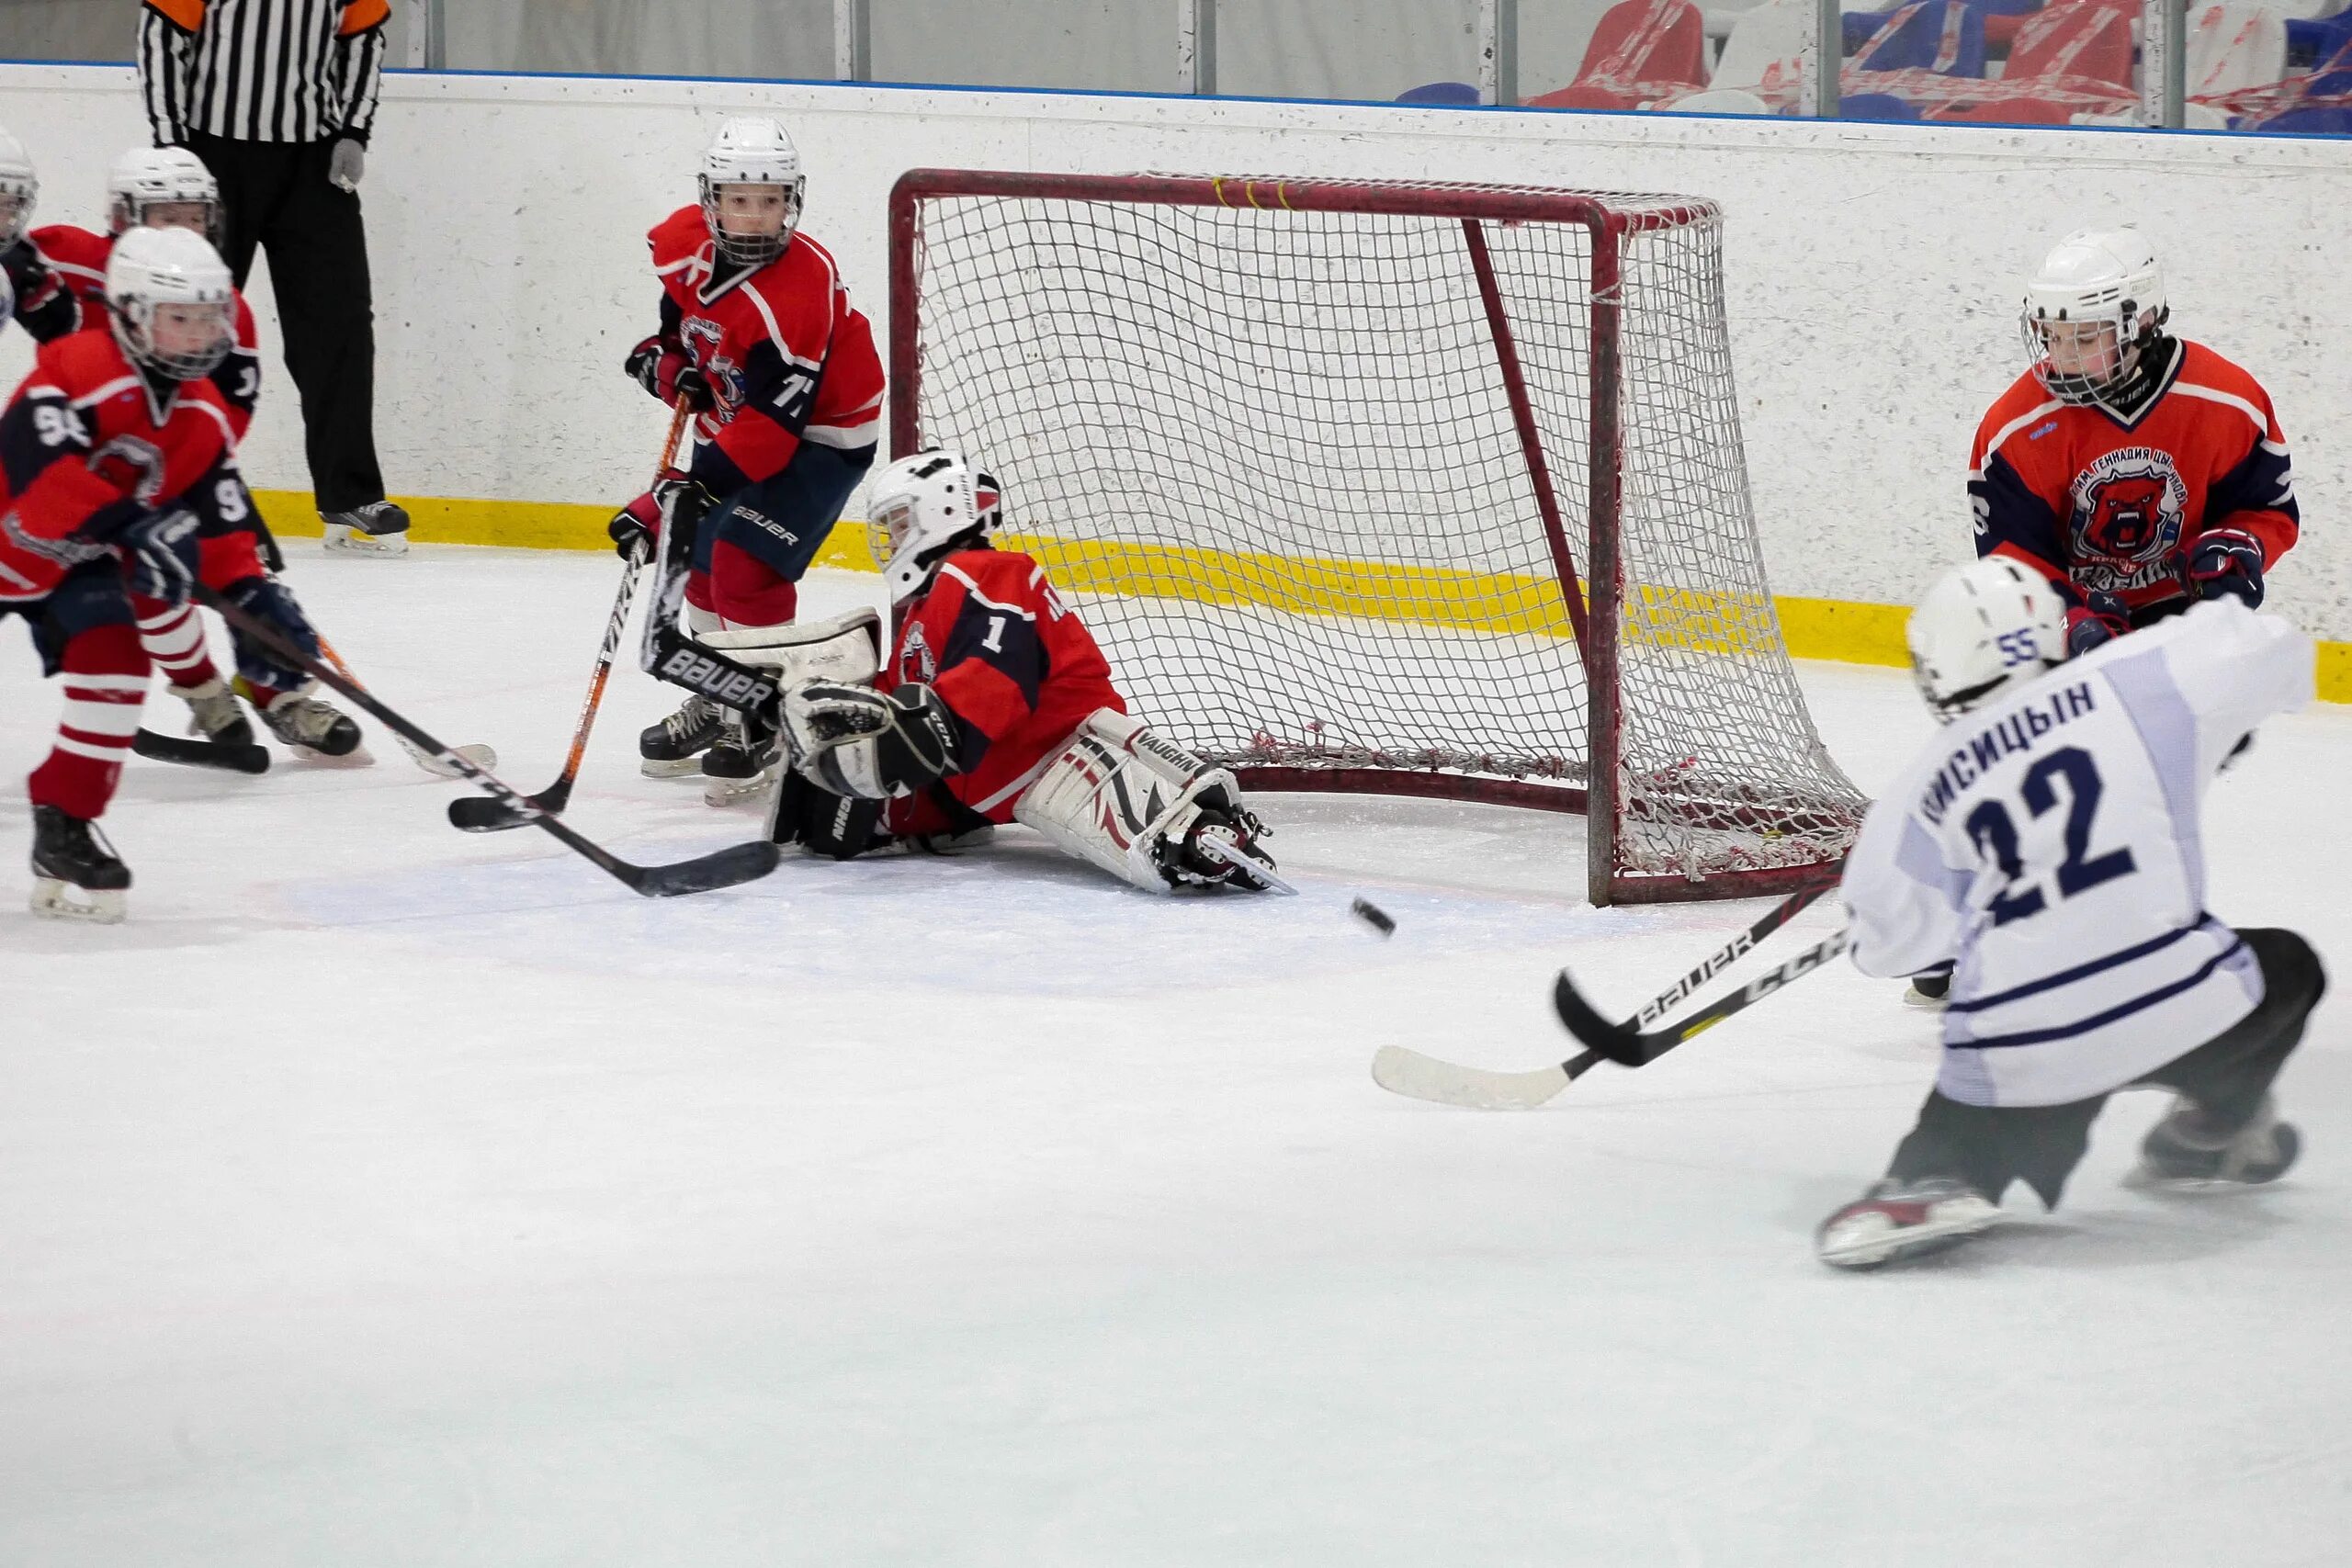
[897,622,938,686]
[2068,448,2188,593]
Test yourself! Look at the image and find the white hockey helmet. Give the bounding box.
[0,122,37,249]
[106,225,237,381]
[870,446,1004,602]
[1906,557,2070,723]
[2020,227,2168,410]
[107,146,222,243]
[698,116,805,270]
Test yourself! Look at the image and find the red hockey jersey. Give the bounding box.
[644,206,884,497]
[0,329,245,602]
[1969,340,2299,614]
[29,223,263,440]
[878,546,1125,836]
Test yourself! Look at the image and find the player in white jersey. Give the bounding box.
[1817,556,2324,1269]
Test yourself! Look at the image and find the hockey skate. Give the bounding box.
[701,713,782,807]
[29,804,130,923]
[322,500,411,556]
[238,677,368,761]
[2130,1096,2301,1191]
[173,675,255,748]
[640,694,725,778]
[1815,1177,2003,1269]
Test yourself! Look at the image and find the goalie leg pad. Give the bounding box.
[1013,708,1277,893]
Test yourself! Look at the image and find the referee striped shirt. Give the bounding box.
[139,0,389,147]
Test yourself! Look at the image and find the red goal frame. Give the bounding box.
[888,168,1843,908]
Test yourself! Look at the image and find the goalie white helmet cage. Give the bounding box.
[699,116,805,270]
[107,146,222,243]
[870,446,1004,602]
[106,225,237,382]
[1906,556,2070,722]
[0,122,37,249]
[2020,227,2168,409]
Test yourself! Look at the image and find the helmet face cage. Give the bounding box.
[111,190,224,248]
[115,294,235,381]
[0,172,34,249]
[2020,301,2160,409]
[699,174,804,270]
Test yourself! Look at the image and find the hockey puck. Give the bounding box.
[1351,897,1396,937]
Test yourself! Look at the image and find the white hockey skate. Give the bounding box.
[1816,1177,2003,1269]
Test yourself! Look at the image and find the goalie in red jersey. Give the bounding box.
[1970,227,2298,656]
[763,447,1282,894]
[607,115,886,803]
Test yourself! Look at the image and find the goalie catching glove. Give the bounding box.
[782,680,960,800]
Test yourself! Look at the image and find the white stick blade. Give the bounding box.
[1369,1044,1570,1111]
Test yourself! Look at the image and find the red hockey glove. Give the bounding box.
[2064,591,2130,657]
[624,335,716,412]
[2187,529,2264,608]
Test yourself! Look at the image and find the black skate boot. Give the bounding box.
[1904,964,1953,1010]
[1815,1177,2002,1269]
[238,677,366,759]
[29,804,130,923]
[2132,1096,2301,1190]
[174,676,255,748]
[700,712,782,807]
[321,500,411,556]
[640,694,725,778]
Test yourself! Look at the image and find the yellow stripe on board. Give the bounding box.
[253,489,2352,702]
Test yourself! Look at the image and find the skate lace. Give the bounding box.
[664,696,719,741]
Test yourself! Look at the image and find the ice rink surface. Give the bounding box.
[3,547,2346,1566]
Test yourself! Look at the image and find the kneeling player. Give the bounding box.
[769,447,1279,894]
[1818,557,2322,1269]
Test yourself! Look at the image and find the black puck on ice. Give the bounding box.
[1351,897,1396,937]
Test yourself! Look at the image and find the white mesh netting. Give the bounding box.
[897,175,1863,891]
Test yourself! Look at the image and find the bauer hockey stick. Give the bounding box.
[197,585,779,897]
[1371,878,1838,1109]
[1553,926,1849,1067]
[447,398,691,832]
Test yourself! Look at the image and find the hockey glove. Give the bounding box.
[2064,590,2130,657]
[2188,529,2265,608]
[608,475,712,564]
[623,335,715,412]
[783,681,960,800]
[112,507,202,604]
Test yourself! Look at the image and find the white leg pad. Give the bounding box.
[1013,708,1238,894]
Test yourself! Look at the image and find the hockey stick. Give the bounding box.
[1370,879,1837,1109]
[447,400,690,832]
[1553,926,1849,1067]
[131,727,270,774]
[315,633,498,778]
[196,584,780,897]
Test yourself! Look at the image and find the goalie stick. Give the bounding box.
[196,584,780,897]
[1370,879,1837,1110]
[450,398,689,833]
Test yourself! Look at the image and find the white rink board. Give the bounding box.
[0,547,2346,1565]
[1,66,2349,637]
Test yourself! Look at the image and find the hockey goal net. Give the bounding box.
[888,169,1863,905]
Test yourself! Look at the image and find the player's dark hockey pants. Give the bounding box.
[1885,928,2324,1208]
[688,442,874,625]
[187,131,386,516]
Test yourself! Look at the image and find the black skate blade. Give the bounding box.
[620,839,782,897]
[133,728,271,775]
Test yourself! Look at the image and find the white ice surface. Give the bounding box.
[2,549,2346,1566]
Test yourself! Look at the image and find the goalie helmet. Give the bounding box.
[698,116,804,270]
[1906,557,2069,723]
[0,122,36,249]
[2020,227,2168,411]
[105,225,237,382]
[107,146,222,243]
[870,446,1004,602]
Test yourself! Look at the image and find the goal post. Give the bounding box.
[887,168,1864,905]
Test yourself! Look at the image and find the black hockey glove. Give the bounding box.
[783,682,960,801]
[607,476,713,565]
[111,507,202,604]
[2064,590,2130,657]
[2187,529,2264,608]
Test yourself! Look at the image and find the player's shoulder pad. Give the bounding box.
[2169,339,2277,423]
[648,205,707,263]
[1973,370,2067,461]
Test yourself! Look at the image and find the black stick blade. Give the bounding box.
[624,840,782,897]
[1552,969,1650,1066]
[133,728,271,774]
[448,795,540,832]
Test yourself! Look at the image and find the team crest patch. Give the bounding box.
[899,623,938,685]
[679,317,747,414]
[2068,447,2188,592]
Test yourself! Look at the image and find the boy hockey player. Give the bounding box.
[1819,557,2323,1269]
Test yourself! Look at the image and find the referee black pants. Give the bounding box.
[186,131,385,515]
[1885,928,2325,1209]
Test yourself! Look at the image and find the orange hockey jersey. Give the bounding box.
[1968,339,2298,614]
